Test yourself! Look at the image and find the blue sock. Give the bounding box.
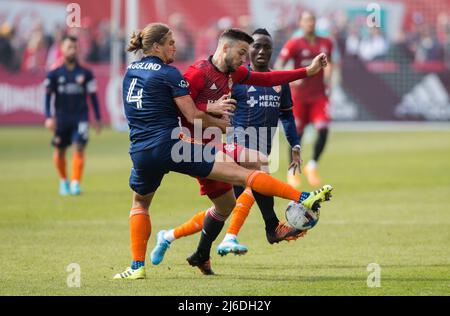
[299,192,311,203]
[131,260,145,270]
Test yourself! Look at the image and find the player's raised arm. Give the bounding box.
[233,53,327,88]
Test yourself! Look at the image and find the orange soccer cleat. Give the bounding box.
[303,163,321,187]
[287,170,302,188]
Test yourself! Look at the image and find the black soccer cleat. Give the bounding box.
[186,251,215,275]
[266,221,307,244]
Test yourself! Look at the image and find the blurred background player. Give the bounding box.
[150,28,304,260]
[44,35,102,195]
[275,11,333,188]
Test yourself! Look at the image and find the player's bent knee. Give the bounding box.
[74,144,86,153]
[211,191,236,217]
[132,191,155,211]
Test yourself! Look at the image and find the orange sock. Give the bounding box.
[246,171,302,202]
[173,210,206,239]
[53,150,67,179]
[72,151,84,182]
[129,208,151,261]
[227,188,255,235]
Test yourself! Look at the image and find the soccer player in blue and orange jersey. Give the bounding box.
[44,35,102,195]
[150,29,305,259]
[276,11,334,187]
[114,23,332,279]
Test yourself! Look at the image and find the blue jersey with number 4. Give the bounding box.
[123,56,190,153]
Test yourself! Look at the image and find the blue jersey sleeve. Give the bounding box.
[279,84,299,148]
[84,69,101,121]
[44,71,56,118]
[165,67,190,98]
[85,70,97,94]
[280,83,293,110]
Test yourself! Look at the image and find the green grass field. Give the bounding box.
[0,126,449,296]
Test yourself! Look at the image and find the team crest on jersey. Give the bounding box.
[302,49,310,57]
[58,76,66,83]
[273,85,282,93]
[76,75,85,84]
[178,80,189,88]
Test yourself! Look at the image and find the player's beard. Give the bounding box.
[224,55,237,73]
[65,56,76,64]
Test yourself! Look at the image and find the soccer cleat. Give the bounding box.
[287,171,302,188]
[301,184,333,211]
[266,221,307,244]
[59,180,70,196]
[70,181,81,195]
[217,238,248,256]
[113,266,146,280]
[186,252,214,275]
[150,230,171,265]
[303,164,321,187]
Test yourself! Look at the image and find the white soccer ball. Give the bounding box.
[285,201,320,230]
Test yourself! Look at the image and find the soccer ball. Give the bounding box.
[285,201,320,230]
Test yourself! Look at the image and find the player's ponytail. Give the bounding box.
[126,23,171,55]
[127,31,144,53]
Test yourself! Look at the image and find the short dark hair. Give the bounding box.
[62,35,78,43]
[220,28,254,44]
[252,28,271,37]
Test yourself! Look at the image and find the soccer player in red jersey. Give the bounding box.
[150,29,306,264]
[114,24,333,279]
[149,28,330,274]
[276,11,334,188]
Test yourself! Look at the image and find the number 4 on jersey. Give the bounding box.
[127,78,143,109]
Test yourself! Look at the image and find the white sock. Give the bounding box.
[307,160,317,169]
[164,229,176,242]
[224,233,237,242]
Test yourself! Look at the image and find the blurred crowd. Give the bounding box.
[1,10,449,73]
[0,17,116,73]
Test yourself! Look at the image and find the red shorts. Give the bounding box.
[197,142,244,199]
[291,94,330,133]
